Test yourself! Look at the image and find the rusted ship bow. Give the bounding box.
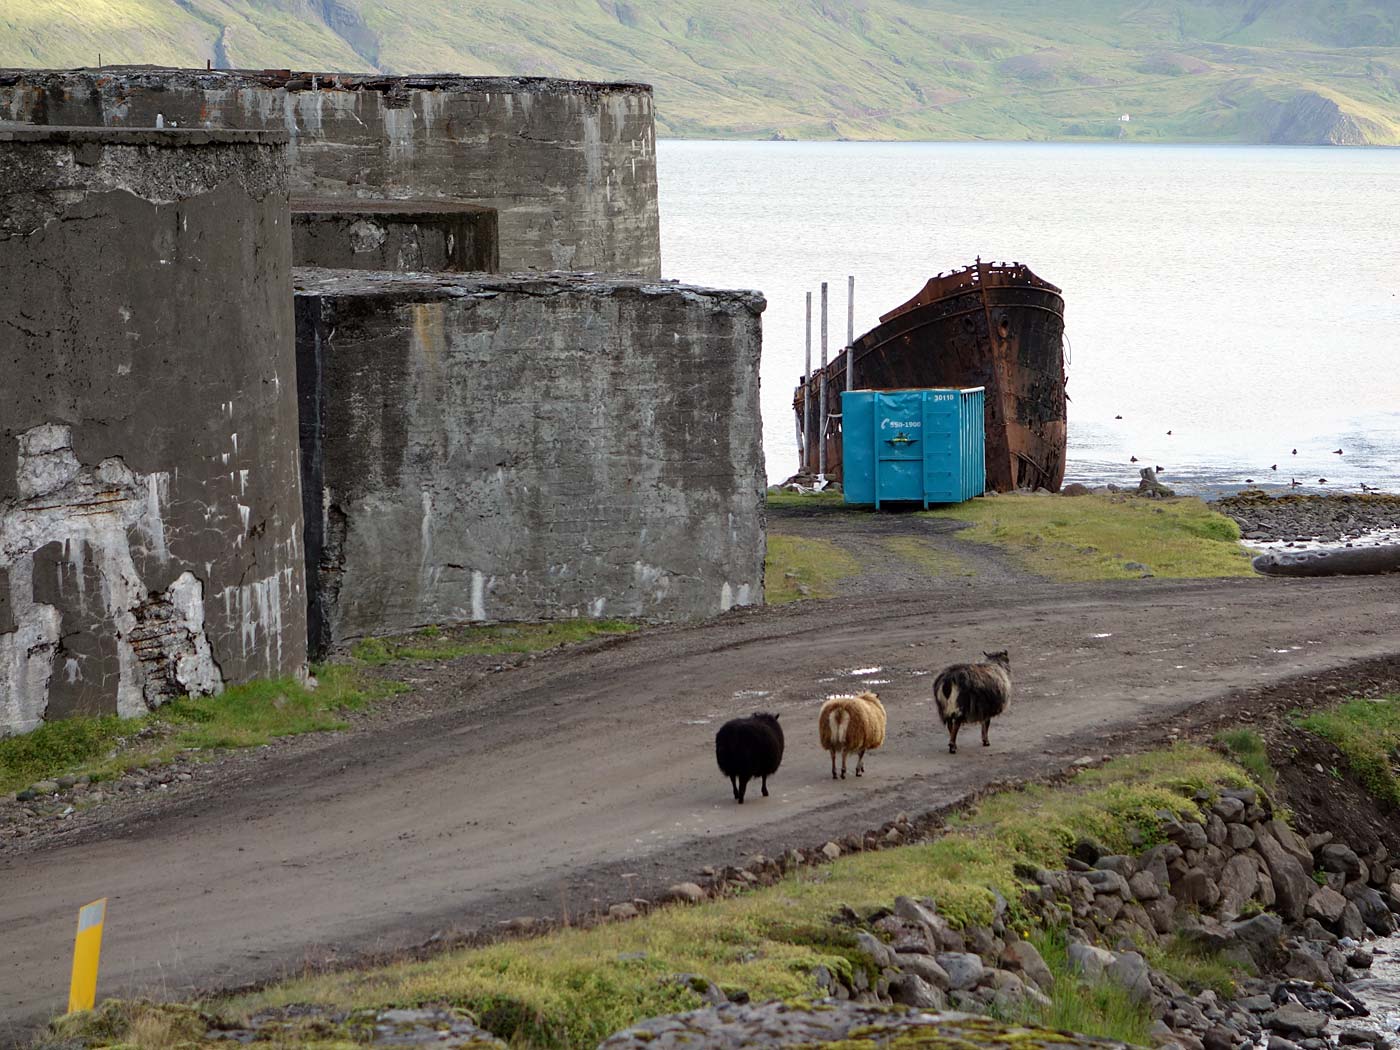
[795,260,1067,493]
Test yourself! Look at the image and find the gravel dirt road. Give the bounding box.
[2,571,1398,1037]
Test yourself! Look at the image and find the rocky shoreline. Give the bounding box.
[1211,493,1400,549]
[601,785,1400,1050]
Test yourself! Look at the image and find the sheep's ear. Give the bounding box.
[773,713,780,720]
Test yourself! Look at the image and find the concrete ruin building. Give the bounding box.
[0,127,308,734]
[1,67,765,731]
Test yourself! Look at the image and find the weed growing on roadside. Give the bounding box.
[1298,698,1400,807]
[1215,728,1277,790]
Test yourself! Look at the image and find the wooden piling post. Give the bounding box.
[846,274,855,393]
[819,282,829,479]
[803,291,813,474]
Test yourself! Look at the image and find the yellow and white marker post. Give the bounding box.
[67,898,107,1014]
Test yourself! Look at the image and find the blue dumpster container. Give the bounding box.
[841,388,986,508]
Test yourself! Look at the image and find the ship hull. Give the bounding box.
[794,261,1067,493]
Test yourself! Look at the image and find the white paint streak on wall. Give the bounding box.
[471,570,486,622]
[0,424,221,735]
[217,565,292,673]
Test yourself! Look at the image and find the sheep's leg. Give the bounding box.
[840,751,848,779]
[761,775,769,797]
[730,775,740,801]
[830,750,838,780]
[948,719,961,754]
[855,749,866,776]
[737,776,749,804]
[981,720,991,747]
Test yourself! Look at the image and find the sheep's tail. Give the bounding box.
[934,673,962,724]
[825,706,849,746]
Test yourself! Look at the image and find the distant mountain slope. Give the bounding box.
[5,0,1400,142]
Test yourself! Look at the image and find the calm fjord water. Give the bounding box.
[657,140,1400,494]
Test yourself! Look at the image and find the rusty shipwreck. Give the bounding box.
[794,260,1068,493]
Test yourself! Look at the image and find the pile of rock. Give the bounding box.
[639,789,1399,1050]
[600,1002,1131,1050]
[1214,493,1400,546]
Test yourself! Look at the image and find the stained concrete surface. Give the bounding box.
[294,269,767,655]
[1,575,1397,1035]
[0,69,661,275]
[0,127,307,734]
[291,199,498,272]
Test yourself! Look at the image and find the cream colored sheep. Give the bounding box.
[818,691,887,779]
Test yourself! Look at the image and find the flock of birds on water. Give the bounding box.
[1113,414,1380,490]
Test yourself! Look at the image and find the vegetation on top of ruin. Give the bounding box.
[6,0,1400,143]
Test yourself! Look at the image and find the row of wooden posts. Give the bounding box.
[800,276,857,479]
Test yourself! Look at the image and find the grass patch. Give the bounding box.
[1298,698,1400,807]
[998,927,1153,1045]
[217,744,1249,1049]
[350,620,639,666]
[764,489,851,512]
[0,665,404,794]
[765,533,862,602]
[925,494,1255,581]
[882,536,977,577]
[1147,937,1247,998]
[1215,728,1277,790]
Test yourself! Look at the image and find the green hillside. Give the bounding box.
[5,0,1400,142]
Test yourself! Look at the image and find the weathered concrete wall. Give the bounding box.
[291,199,498,272]
[0,127,307,736]
[294,269,765,654]
[0,68,661,276]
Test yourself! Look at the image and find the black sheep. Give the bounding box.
[715,712,784,804]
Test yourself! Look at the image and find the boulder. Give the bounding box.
[1095,855,1138,879]
[935,952,985,991]
[1344,883,1396,934]
[1129,871,1162,901]
[1137,843,1181,890]
[1226,824,1257,851]
[667,883,706,904]
[893,896,943,934]
[1319,844,1366,881]
[1255,828,1312,922]
[1067,942,1115,981]
[1176,868,1221,910]
[1086,869,1133,898]
[896,952,951,990]
[1218,854,1260,920]
[1003,938,1055,991]
[1266,1005,1328,1039]
[889,972,947,1010]
[1305,886,1348,924]
[1107,951,1154,1004]
[1267,821,1314,869]
[1212,797,1246,823]
[1284,947,1334,984]
[1339,902,1369,941]
[855,931,895,969]
[1228,913,1284,965]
